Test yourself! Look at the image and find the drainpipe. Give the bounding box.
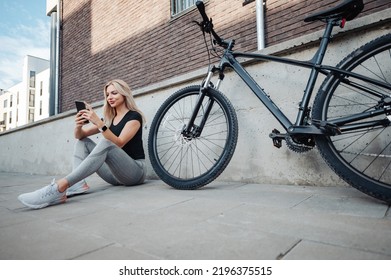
[55,4,60,114]
[48,1,59,115]
[256,0,265,50]
[48,9,56,116]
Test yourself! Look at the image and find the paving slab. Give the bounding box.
[0,172,390,260]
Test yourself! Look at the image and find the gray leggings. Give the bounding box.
[65,138,146,187]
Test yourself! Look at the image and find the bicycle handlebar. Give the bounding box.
[195,1,227,48]
[196,1,209,23]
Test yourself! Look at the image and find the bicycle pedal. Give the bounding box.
[269,129,284,148]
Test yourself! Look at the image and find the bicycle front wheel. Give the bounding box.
[148,85,238,189]
[313,33,391,203]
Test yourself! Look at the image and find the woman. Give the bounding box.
[18,79,146,209]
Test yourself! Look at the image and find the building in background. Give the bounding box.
[0,55,49,132]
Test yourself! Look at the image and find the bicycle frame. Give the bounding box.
[184,20,391,139]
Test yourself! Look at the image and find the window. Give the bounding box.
[3,99,7,108]
[39,101,43,115]
[9,111,12,124]
[40,81,43,96]
[10,95,13,107]
[29,71,36,88]
[171,0,197,16]
[3,113,7,125]
[29,89,35,107]
[28,109,34,123]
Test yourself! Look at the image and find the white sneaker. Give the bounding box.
[18,179,66,209]
[66,180,89,196]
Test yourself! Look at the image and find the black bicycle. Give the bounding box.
[148,0,391,203]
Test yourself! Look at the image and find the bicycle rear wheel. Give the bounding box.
[313,33,391,203]
[148,85,238,189]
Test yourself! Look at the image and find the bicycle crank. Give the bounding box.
[269,129,314,153]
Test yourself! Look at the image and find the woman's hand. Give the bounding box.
[81,103,104,128]
[75,111,87,127]
[74,102,101,139]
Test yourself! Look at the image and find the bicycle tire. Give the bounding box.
[312,33,391,203]
[148,85,238,189]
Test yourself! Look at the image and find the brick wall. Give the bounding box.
[265,0,391,46]
[60,0,390,112]
[60,0,257,112]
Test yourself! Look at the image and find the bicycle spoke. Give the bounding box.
[149,86,237,186]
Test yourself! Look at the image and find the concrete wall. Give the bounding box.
[1,11,390,187]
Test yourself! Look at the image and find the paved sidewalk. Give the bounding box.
[0,172,390,260]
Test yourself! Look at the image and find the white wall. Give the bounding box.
[34,69,50,122]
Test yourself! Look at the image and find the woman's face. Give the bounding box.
[106,84,125,108]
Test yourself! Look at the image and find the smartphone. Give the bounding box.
[75,101,89,123]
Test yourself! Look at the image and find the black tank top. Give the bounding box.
[109,111,145,160]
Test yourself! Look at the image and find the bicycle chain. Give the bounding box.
[285,136,314,153]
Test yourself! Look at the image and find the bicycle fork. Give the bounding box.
[182,69,220,139]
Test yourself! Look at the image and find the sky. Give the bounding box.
[0,0,50,90]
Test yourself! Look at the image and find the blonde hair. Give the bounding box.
[103,79,146,126]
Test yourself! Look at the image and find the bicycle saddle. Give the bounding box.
[304,0,364,22]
